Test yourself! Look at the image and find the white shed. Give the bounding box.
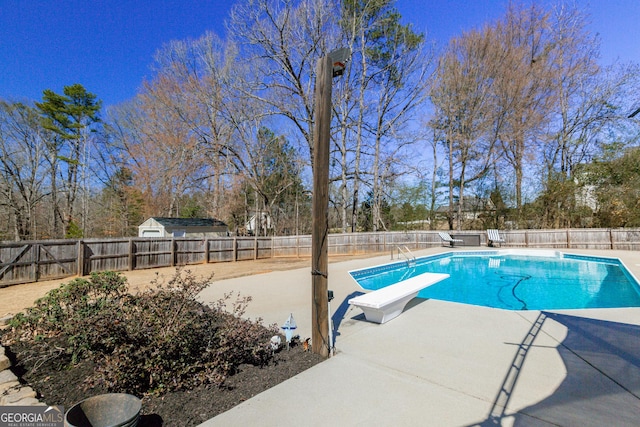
[138,217,228,238]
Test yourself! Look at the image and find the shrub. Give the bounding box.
[3,269,279,396]
[6,271,129,359]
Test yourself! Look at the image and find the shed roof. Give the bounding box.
[149,217,227,228]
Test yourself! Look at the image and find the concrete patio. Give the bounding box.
[197,248,640,426]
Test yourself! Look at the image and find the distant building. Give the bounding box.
[138,217,228,238]
[435,196,495,221]
[574,174,598,211]
[245,211,273,236]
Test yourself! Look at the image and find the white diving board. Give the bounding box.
[349,272,450,324]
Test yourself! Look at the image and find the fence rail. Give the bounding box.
[1,228,639,287]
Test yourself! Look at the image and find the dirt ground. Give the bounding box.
[1,255,368,319]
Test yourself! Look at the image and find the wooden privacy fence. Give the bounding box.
[0,237,273,287]
[1,228,639,287]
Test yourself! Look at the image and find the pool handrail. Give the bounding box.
[395,245,416,267]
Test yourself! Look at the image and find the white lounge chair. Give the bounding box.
[438,232,463,247]
[487,229,505,247]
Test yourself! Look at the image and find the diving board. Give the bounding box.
[349,272,450,324]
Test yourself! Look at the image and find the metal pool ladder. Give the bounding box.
[395,245,416,267]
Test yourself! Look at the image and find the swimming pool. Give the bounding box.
[349,250,640,310]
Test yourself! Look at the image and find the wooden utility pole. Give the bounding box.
[311,54,333,357]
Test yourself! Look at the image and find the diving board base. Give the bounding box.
[355,293,419,323]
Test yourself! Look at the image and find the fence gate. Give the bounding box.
[0,241,77,287]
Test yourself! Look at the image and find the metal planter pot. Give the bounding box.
[64,393,141,427]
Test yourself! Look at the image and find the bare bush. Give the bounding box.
[2,270,279,396]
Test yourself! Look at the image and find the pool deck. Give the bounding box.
[197,248,640,426]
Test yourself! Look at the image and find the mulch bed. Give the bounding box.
[4,338,323,427]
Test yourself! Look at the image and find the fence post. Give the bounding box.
[525,230,529,248]
[77,240,84,276]
[383,232,387,253]
[171,238,176,267]
[271,236,274,258]
[566,229,571,248]
[128,238,135,271]
[253,237,258,260]
[33,243,40,282]
[233,237,238,262]
[204,238,209,264]
[610,229,614,250]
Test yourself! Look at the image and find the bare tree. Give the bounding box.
[543,5,639,181]
[151,32,240,218]
[334,0,377,232]
[430,27,498,230]
[491,4,556,218]
[0,101,48,240]
[334,0,431,232]
[369,36,430,231]
[228,0,340,169]
[116,81,209,217]
[531,5,639,227]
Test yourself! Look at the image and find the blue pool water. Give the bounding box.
[350,251,640,310]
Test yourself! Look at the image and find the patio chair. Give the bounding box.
[438,232,463,247]
[487,229,506,247]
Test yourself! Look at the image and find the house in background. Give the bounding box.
[435,196,495,222]
[138,217,228,238]
[245,211,273,236]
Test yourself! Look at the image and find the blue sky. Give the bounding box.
[1,0,638,107]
